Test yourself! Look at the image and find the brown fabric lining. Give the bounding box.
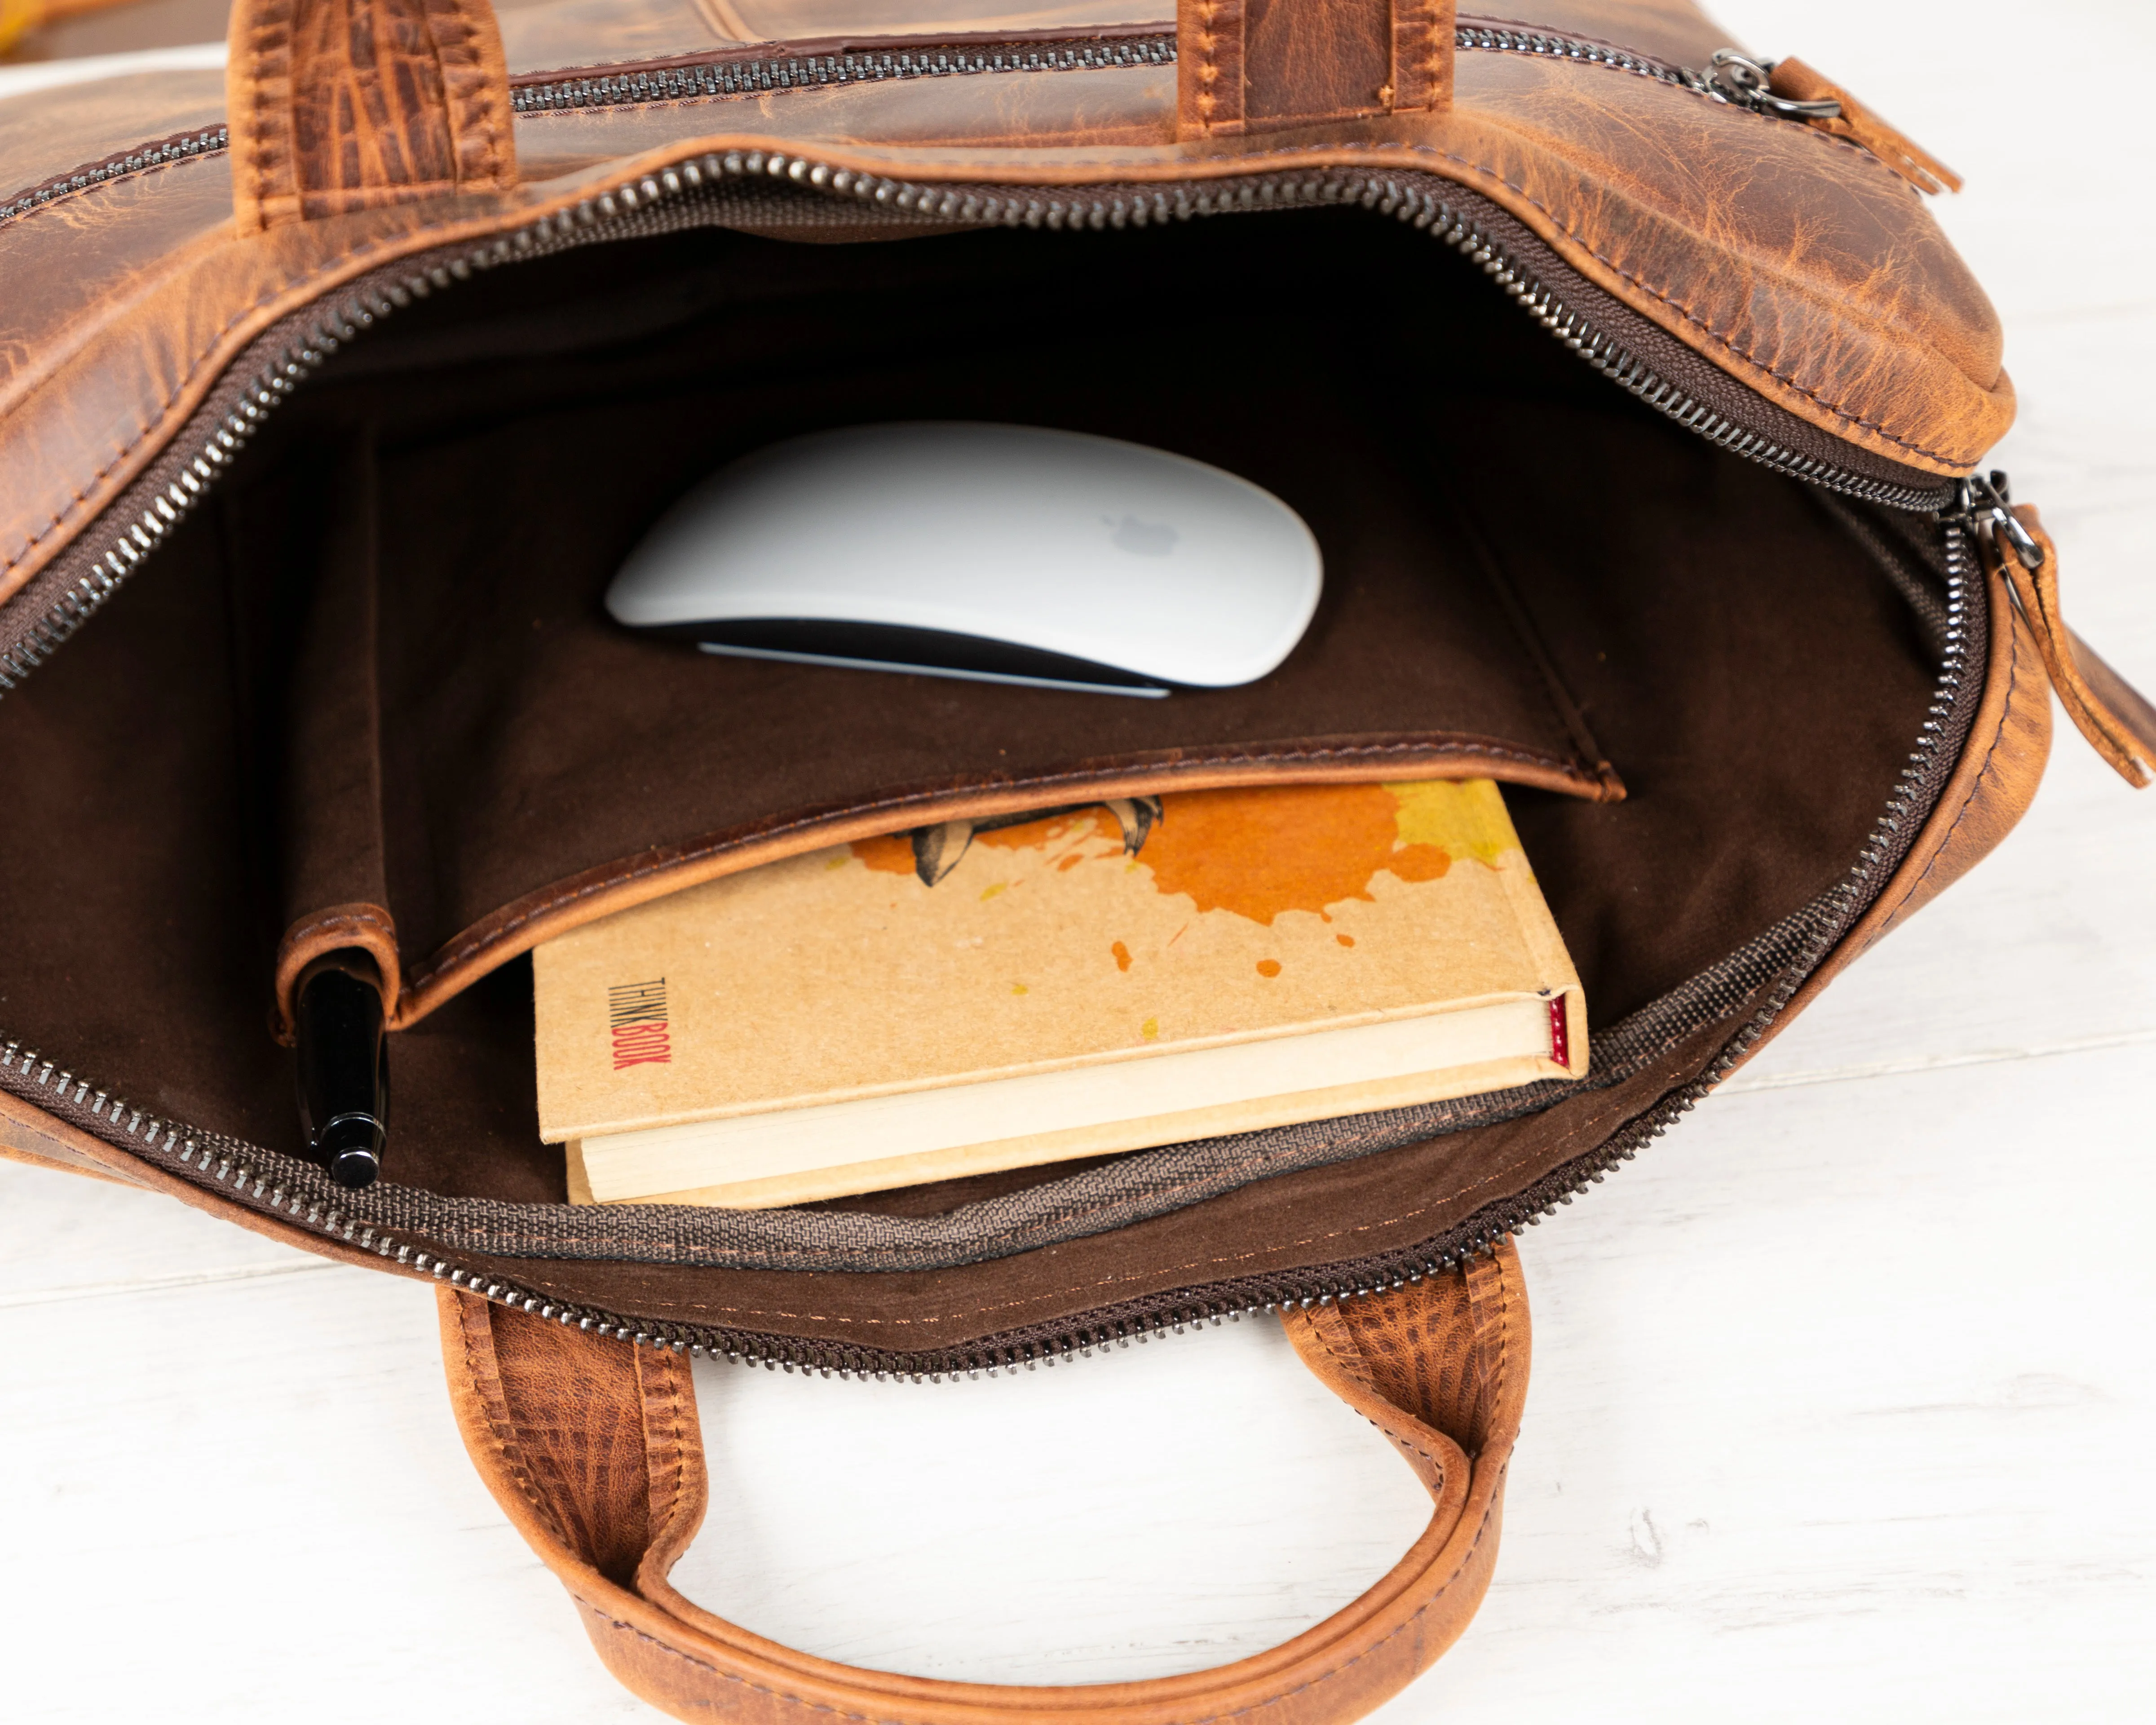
[0,208,1938,1331]
[245,217,1626,1027]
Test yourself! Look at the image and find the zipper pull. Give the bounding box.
[1956,472,2156,788]
[1705,50,1963,196]
[1706,51,1844,119]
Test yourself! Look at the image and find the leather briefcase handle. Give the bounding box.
[439,1239,1528,1725]
[223,0,1458,231]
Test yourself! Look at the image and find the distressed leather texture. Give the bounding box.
[0,0,2020,606]
[227,0,519,228]
[1175,0,1452,137]
[440,1240,1529,1725]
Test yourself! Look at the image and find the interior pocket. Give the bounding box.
[256,305,1623,1034]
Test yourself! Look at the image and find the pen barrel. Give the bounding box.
[295,960,389,1189]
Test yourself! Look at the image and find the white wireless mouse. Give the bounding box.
[604,422,1322,696]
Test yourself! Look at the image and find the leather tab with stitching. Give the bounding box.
[1177,0,1454,138]
[227,0,518,230]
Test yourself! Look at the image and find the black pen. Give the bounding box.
[294,954,390,1189]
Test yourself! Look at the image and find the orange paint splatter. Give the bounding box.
[1337,934,1356,947]
[1136,783,1450,925]
[1385,845,1452,883]
[1256,959,1282,978]
[851,832,916,875]
[1111,941,1133,972]
[976,809,1117,851]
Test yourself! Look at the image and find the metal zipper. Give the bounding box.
[504,22,1833,121]
[0,124,229,231]
[0,144,1982,1375]
[510,34,1177,115]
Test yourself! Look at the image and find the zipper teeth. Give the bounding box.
[1457,22,1692,85]
[1472,525,1976,1230]
[0,125,230,230]
[506,23,1692,119]
[511,35,1177,114]
[0,150,1975,1376]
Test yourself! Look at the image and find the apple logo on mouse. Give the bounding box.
[1109,514,1178,557]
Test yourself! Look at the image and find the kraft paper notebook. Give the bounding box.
[535,778,1587,1208]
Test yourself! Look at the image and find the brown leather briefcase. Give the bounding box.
[4,0,2152,1716]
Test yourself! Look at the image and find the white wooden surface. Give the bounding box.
[4,1,2153,1716]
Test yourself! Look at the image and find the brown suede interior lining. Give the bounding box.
[0,210,1939,1337]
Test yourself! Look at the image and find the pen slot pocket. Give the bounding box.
[269,431,400,1035]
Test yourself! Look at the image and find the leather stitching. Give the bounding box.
[1486,1245,1511,1446]
[444,0,509,191]
[243,6,273,222]
[399,738,1592,998]
[641,1353,694,1552]
[1302,1314,1450,1479]
[281,905,398,945]
[1195,1,1219,133]
[569,1478,1504,1722]
[455,1299,577,1552]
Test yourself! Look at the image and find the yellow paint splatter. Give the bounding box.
[1387,779,1520,867]
[1256,959,1282,978]
[825,855,850,870]
[1140,1017,1159,1040]
[980,882,1007,902]
[1012,982,1029,995]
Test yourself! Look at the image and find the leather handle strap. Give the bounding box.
[1176,0,1454,138]
[221,0,1454,226]
[439,1239,1529,1725]
[226,0,517,231]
